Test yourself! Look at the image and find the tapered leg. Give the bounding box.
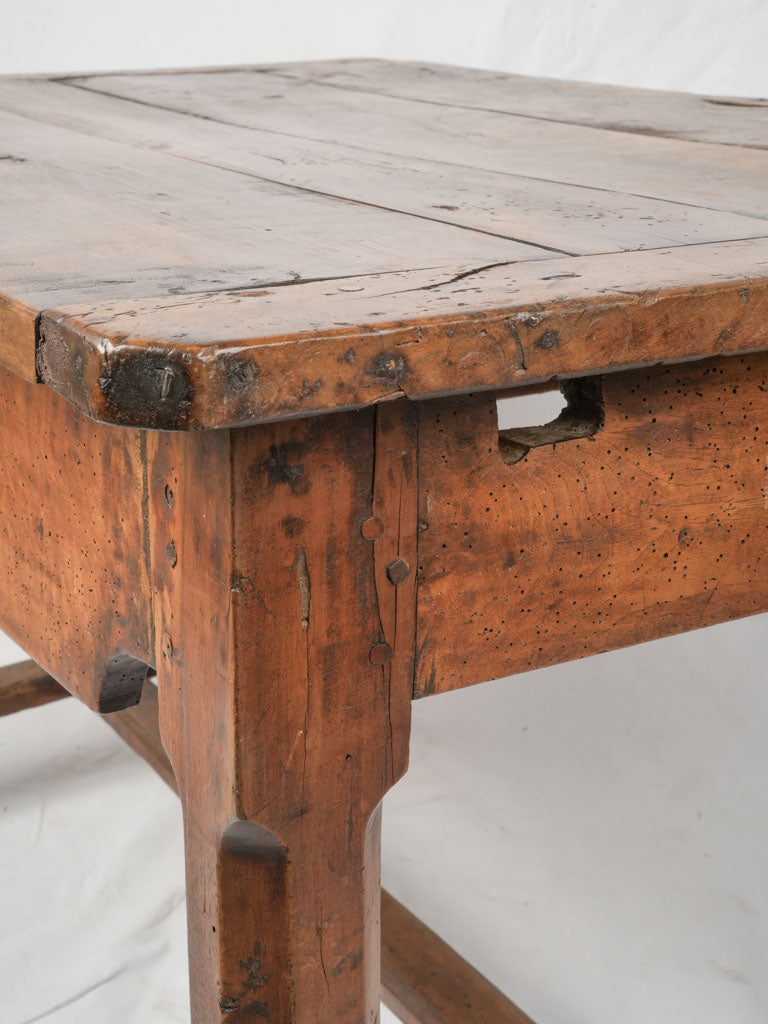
[148,405,416,1023]
[178,808,384,1022]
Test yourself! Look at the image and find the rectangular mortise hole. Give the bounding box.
[497,385,567,431]
[498,376,604,465]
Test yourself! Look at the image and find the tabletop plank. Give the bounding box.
[1,61,768,428]
[0,106,547,308]
[2,79,763,263]
[38,238,768,428]
[259,59,768,150]
[63,69,768,219]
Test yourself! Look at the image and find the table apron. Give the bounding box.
[415,352,768,695]
[2,350,767,708]
[0,365,153,711]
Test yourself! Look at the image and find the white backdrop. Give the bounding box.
[1,3,768,1022]
[2,0,768,96]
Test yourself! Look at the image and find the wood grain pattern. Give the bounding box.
[38,238,768,428]
[0,365,152,710]
[0,102,545,313]
[370,399,419,782]
[381,891,536,1024]
[0,659,68,717]
[262,58,768,150]
[0,78,762,263]
[415,352,768,694]
[148,410,413,1022]
[0,62,766,428]
[63,69,768,218]
[0,293,37,381]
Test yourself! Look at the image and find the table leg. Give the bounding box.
[148,407,416,1023]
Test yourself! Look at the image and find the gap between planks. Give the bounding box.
[0,659,537,1024]
[5,80,576,257]
[252,67,768,153]
[53,71,768,222]
[6,74,768,243]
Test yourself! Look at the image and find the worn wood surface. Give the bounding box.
[265,58,768,150]
[415,352,768,694]
[5,338,768,1015]
[2,76,763,255]
[148,408,415,1022]
[57,67,768,213]
[6,70,768,1014]
[0,659,68,717]
[381,891,536,1024]
[371,399,419,781]
[36,240,768,428]
[0,62,767,427]
[0,365,152,710]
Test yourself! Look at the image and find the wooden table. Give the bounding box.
[1,59,767,1023]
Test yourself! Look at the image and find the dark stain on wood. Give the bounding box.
[98,652,149,714]
[227,360,262,388]
[280,515,305,537]
[37,316,195,430]
[364,351,408,385]
[266,442,308,493]
[97,348,192,429]
[535,328,561,349]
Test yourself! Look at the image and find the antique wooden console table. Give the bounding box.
[1,59,767,1023]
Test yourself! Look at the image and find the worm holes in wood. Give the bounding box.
[497,376,604,465]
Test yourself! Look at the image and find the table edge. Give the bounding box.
[14,272,765,430]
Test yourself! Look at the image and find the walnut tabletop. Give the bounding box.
[1,59,767,428]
